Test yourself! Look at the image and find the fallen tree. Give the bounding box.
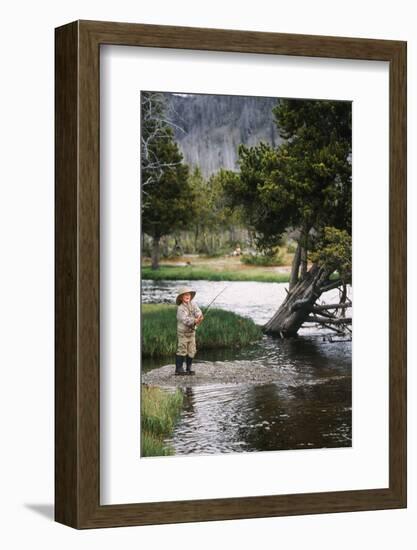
[263,264,351,337]
[222,98,352,336]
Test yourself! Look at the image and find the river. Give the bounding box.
[142,279,352,455]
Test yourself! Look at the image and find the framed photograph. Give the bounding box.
[55,20,406,528]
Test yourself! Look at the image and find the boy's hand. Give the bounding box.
[196,314,204,325]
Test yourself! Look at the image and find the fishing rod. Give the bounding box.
[203,286,228,315]
[195,286,228,329]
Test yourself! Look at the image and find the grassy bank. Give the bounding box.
[142,265,290,283]
[141,385,184,457]
[142,304,263,358]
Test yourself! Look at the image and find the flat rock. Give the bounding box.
[141,361,283,388]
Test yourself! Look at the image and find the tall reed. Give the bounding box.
[141,385,184,457]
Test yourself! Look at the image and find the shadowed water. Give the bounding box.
[142,280,352,455]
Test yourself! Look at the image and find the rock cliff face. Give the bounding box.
[164,92,282,177]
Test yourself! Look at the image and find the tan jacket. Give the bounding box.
[177,301,202,335]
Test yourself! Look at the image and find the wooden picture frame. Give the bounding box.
[55,20,407,529]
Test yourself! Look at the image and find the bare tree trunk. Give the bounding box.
[263,264,330,336]
[151,235,160,270]
[300,246,308,279]
[289,243,301,291]
[300,228,309,279]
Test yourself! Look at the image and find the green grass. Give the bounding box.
[141,431,172,457]
[142,304,263,358]
[141,385,184,457]
[142,265,290,283]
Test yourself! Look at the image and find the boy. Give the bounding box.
[175,286,204,375]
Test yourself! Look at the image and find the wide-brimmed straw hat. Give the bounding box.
[176,286,196,305]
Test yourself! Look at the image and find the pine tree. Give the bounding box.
[223,98,352,336]
[141,92,195,269]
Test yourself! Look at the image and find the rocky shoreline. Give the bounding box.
[141,361,285,388]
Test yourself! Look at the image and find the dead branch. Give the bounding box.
[319,279,346,293]
[306,315,352,325]
[311,302,351,311]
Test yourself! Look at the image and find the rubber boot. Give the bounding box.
[186,356,195,375]
[175,355,186,375]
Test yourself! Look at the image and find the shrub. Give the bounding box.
[241,249,285,266]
